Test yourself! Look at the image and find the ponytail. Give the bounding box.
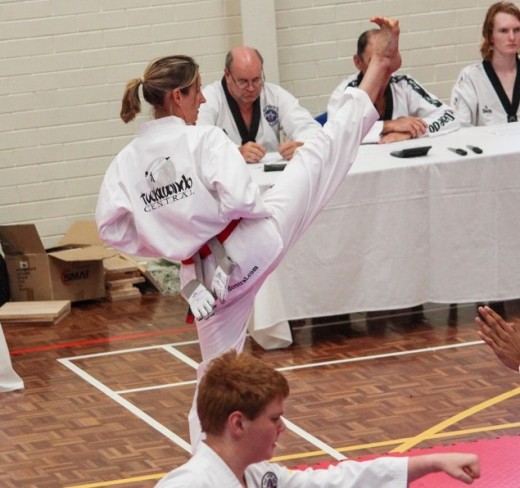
[120,78,142,123]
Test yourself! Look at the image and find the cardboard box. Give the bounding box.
[59,220,104,247]
[0,223,115,302]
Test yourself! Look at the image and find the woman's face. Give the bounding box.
[179,75,206,125]
[491,12,520,58]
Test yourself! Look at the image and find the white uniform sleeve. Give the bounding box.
[327,76,382,144]
[451,66,479,127]
[403,76,459,137]
[365,76,460,143]
[361,121,384,143]
[96,160,144,256]
[326,79,351,121]
[247,457,408,488]
[272,85,321,142]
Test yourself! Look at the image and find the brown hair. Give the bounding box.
[481,2,520,60]
[197,350,290,436]
[120,55,199,123]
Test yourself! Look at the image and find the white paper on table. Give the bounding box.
[485,122,520,136]
[248,152,284,173]
[261,152,284,164]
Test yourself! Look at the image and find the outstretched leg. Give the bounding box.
[263,17,401,250]
[187,16,402,450]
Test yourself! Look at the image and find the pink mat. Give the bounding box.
[292,435,520,486]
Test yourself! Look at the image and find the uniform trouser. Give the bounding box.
[0,324,24,392]
[188,88,378,449]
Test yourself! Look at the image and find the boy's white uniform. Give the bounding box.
[327,73,459,143]
[197,80,321,151]
[155,442,408,487]
[96,87,378,449]
[451,60,520,126]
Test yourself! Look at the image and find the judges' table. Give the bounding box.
[247,123,520,349]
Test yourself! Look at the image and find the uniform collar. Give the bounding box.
[138,115,186,135]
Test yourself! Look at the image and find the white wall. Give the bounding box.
[0,0,495,247]
[276,0,493,114]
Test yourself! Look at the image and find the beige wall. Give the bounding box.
[0,0,495,247]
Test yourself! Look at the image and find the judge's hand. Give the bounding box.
[379,131,412,144]
[279,140,303,160]
[239,141,266,163]
[383,116,427,138]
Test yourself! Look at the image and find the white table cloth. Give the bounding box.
[248,123,520,349]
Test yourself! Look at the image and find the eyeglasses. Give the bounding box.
[229,70,265,89]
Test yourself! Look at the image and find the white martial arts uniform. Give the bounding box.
[96,118,271,261]
[327,73,459,143]
[197,79,321,152]
[0,323,24,392]
[155,442,408,487]
[96,87,378,449]
[451,59,520,126]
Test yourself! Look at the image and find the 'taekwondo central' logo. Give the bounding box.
[141,156,194,212]
[261,472,278,488]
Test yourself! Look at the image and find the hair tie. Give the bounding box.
[140,77,145,85]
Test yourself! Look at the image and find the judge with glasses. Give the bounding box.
[197,46,321,163]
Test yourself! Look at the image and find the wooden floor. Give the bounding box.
[2,292,520,488]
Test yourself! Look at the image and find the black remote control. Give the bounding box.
[390,146,432,158]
